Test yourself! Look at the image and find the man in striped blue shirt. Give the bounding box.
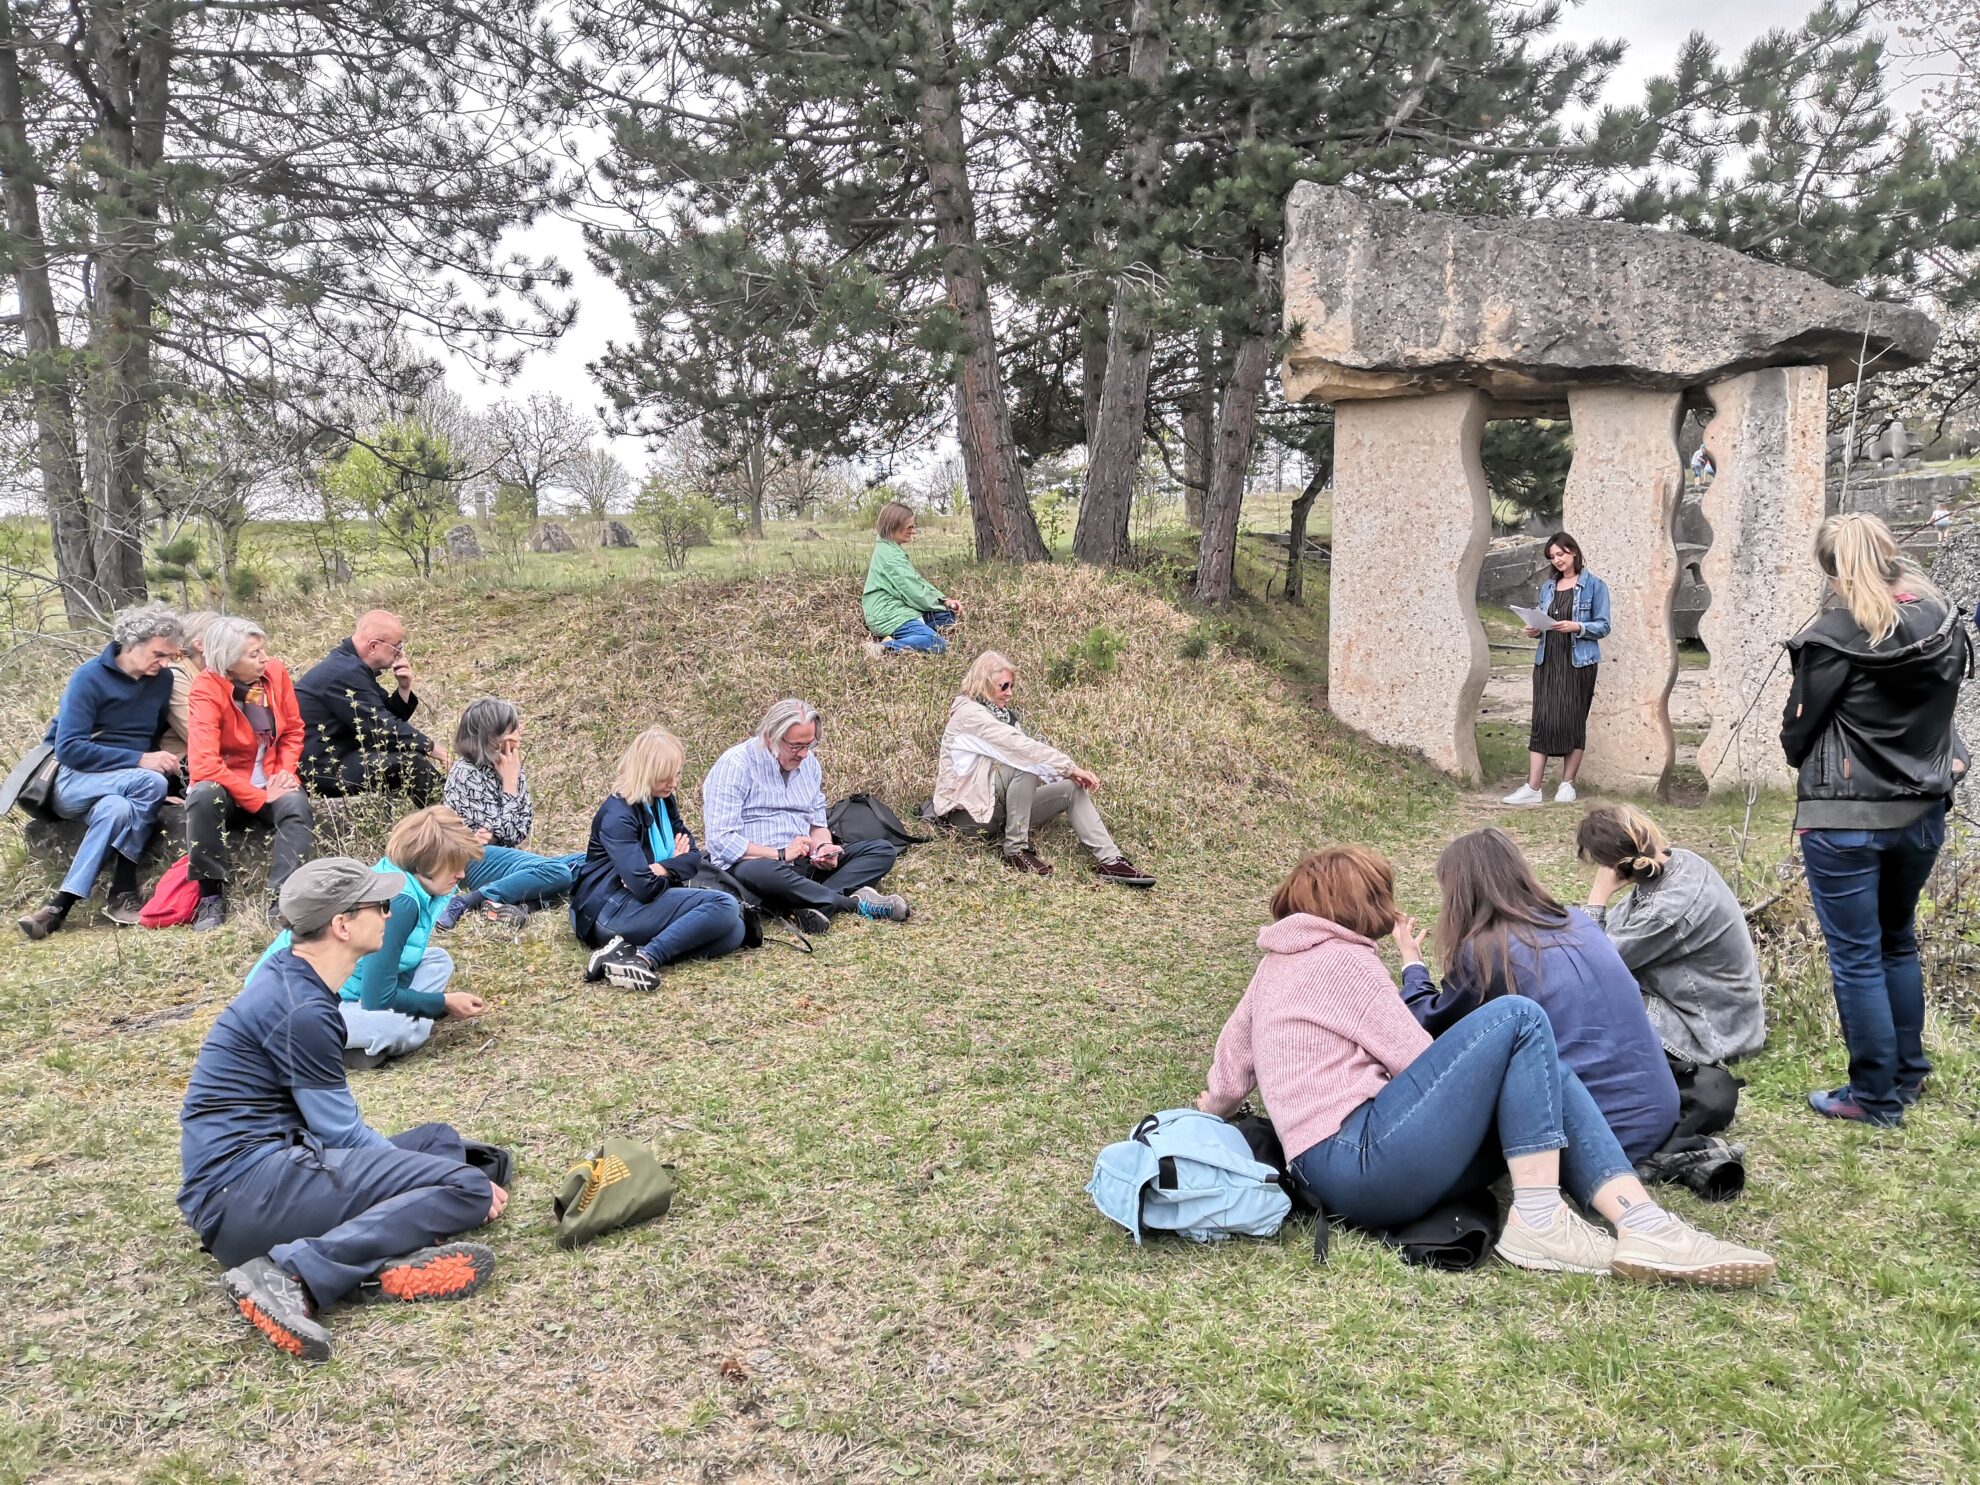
[701,698,910,935]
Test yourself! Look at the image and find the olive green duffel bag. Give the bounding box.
[552,1138,677,1249]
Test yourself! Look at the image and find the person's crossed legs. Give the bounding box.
[729,839,902,926]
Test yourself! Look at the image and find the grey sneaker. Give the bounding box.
[479,901,530,930]
[1611,1217,1775,1288]
[1494,1205,1615,1275]
[851,885,911,922]
[191,895,226,932]
[223,1256,331,1363]
[103,891,144,926]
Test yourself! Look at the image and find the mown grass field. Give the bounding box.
[2,531,1977,1483]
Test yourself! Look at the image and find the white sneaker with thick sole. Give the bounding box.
[1610,1217,1775,1288]
[1501,784,1544,806]
[1494,1205,1616,1274]
[1555,781,1578,804]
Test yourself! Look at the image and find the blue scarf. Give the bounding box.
[644,798,676,864]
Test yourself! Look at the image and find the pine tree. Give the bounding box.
[0,1,570,624]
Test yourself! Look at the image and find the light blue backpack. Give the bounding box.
[1087,1109,1292,1244]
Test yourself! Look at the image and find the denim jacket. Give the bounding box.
[1531,572,1611,668]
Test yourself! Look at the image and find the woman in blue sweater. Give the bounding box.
[572,727,747,990]
[1402,827,1678,1164]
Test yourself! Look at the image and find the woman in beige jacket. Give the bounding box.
[933,651,1153,886]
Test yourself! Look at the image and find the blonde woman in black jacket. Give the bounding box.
[1782,513,1969,1126]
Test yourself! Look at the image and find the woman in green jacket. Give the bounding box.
[863,501,962,654]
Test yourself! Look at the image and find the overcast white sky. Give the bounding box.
[446,0,1908,469]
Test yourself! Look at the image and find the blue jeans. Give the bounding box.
[586,885,746,965]
[463,846,582,906]
[50,765,168,898]
[1799,802,1947,1122]
[1289,998,1634,1230]
[339,946,453,1060]
[194,1122,491,1308]
[882,608,956,654]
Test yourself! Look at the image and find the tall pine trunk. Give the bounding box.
[1283,456,1329,605]
[0,8,99,625]
[83,3,169,607]
[1073,0,1169,567]
[1196,254,1274,609]
[1181,331,1215,530]
[915,0,1046,563]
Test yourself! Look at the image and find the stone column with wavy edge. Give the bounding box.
[1560,388,1683,795]
[1698,365,1830,793]
[1328,390,1490,781]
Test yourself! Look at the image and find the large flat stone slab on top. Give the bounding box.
[1281,183,1939,407]
[1698,366,1830,792]
[1329,390,1490,781]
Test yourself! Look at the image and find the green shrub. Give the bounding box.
[1179,623,1211,661]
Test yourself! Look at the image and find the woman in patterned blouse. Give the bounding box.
[438,697,583,929]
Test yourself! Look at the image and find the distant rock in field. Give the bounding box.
[444,524,483,561]
[529,522,575,553]
[597,520,638,548]
[796,527,824,542]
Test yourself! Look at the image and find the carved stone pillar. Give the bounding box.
[1698,365,1830,792]
[1561,388,1684,795]
[1329,391,1490,781]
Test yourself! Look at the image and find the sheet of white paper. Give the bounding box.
[1509,603,1552,631]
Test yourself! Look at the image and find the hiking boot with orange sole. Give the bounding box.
[223,1256,331,1362]
[354,1242,497,1304]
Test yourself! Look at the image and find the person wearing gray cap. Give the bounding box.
[177,857,506,1362]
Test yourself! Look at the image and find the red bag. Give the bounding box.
[140,855,200,928]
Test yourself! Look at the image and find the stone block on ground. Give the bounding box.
[597,520,638,548]
[529,522,576,554]
[444,524,483,561]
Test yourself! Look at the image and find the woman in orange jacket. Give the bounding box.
[185,615,315,930]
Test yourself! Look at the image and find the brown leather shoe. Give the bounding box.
[1094,857,1156,888]
[17,905,63,941]
[1003,849,1053,876]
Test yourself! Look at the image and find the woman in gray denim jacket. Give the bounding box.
[1578,804,1765,1068]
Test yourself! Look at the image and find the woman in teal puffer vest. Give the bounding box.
[250,806,490,1064]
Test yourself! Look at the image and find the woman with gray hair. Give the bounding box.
[932,650,1153,885]
[20,603,185,940]
[437,697,583,930]
[185,615,313,930]
[162,609,219,764]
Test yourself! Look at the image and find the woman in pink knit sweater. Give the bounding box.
[1197,847,1774,1286]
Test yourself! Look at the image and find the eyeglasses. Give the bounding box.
[779,740,815,755]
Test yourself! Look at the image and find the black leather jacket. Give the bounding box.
[1781,596,1970,829]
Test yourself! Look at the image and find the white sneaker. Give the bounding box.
[1501,784,1544,806]
[1610,1216,1775,1288]
[1554,781,1578,804]
[1494,1205,1616,1274]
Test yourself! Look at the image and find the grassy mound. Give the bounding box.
[1,561,1975,1483]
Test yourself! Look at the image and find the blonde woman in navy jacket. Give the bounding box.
[572,727,746,991]
[1504,531,1611,807]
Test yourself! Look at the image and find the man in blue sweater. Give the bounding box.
[19,604,184,940]
[179,856,504,1362]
